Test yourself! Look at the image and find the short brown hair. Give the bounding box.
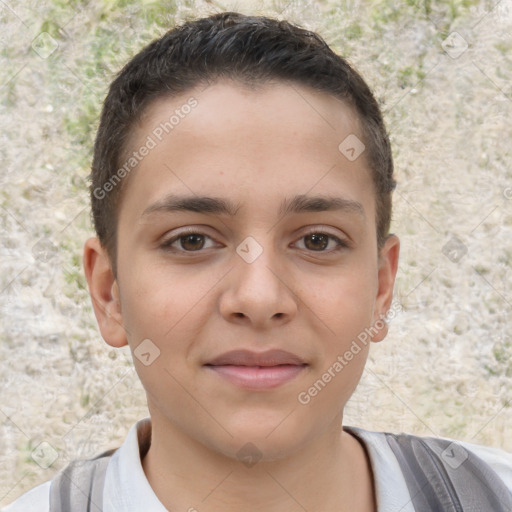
[90,11,396,275]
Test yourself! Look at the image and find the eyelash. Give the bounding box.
[159,227,350,254]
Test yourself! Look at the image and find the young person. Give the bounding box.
[4,11,512,512]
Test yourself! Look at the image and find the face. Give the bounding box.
[84,80,399,461]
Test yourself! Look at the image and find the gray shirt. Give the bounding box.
[4,417,512,511]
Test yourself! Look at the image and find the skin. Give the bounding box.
[84,80,399,512]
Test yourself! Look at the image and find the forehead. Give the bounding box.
[138,79,363,154]
[119,80,375,222]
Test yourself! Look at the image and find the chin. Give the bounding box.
[220,412,316,462]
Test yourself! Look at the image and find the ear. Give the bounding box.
[371,234,400,342]
[83,237,128,348]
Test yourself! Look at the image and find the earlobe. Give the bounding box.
[371,234,400,343]
[83,237,128,348]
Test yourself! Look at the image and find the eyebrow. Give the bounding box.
[141,194,365,218]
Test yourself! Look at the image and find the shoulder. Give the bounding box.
[456,438,512,494]
[1,480,51,512]
[2,418,149,512]
[348,426,512,495]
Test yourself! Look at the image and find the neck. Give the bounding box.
[141,411,376,512]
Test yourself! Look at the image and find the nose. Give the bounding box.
[218,239,298,329]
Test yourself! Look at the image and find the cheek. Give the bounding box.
[118,265,221,384]
[299,279,374,409]
[117,269,206,403]
[306,263,377,336]
[120,264,205,337]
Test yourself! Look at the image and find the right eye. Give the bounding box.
[160,230,219,253]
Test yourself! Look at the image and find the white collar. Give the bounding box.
[104,418,167,512]
[345,425,416,512]
[103,418,415,512]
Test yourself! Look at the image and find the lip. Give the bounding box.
[206,349,306,367]
[204,349,308,390]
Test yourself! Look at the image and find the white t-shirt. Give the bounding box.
[3,417,512,511]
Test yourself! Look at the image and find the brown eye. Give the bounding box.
[295,230,349,253]
[161,231,217,252]
[303,233,330,251]
[179,234,206,251]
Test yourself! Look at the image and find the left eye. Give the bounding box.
[295,232,348,252]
